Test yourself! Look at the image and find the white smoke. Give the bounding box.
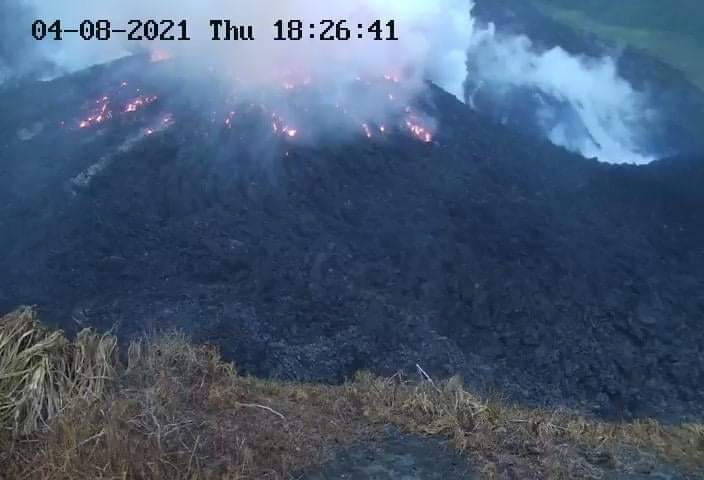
[22,0,472,98]
[12,0,659,163]
[463,20,657,164]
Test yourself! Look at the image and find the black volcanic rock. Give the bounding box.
[1,57,703,421]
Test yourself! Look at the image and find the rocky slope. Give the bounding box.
[0,55,702,420]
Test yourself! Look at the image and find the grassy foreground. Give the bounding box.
[1,307,702,479]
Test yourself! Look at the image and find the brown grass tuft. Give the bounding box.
[0,307,117,435]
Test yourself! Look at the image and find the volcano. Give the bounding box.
[1,54,703,421]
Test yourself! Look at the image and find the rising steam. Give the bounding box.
[463,20,658,164]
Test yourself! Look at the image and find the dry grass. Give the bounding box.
[351,371,704,478]
[0,307,702,479]
[0,310,367,479]
[0,307,117,435]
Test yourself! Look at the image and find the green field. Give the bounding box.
[530,0,704,91]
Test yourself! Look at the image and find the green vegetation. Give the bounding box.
[1,307,703,479]
[530,0,704,91]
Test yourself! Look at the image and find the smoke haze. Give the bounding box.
[3,0,662,163]
[16,0,471,96]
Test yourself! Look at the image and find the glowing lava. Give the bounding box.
[79,96,112,129]
[143,114,174,136]
[271,113,298,139]
[71,70,436,147]
[405,118,433,143]
[124,95,158,113]
[150,48,172,63]
[161,114,175,127]
[75,86,164,132]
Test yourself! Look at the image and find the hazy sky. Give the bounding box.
[3,1,659,163]
[18,0,474,97]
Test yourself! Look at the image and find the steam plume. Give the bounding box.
[463,17,658,164]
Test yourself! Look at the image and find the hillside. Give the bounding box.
[2,4,704,478]
[530,0,704,92]
[469,0,704,157]
[1,55,703,424]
